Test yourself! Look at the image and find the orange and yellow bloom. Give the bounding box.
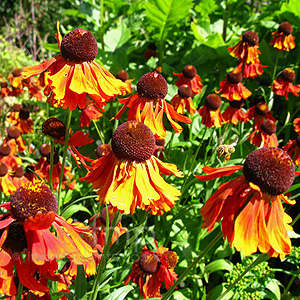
[196,147,295,259]
[222,100,248,125]
[270,22,296,51]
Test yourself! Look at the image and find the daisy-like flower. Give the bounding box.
[79,98,104,128]
[113,72,192,139]
[83,120,183,215]
[124,241,178,299]
[22,77,44,101]
[247,101,276,130]
[196,147,295,259]
[7,68,25,97]
[0,81,10,97]
[7,106,34,134]
[248,119,278,147]
[173,65,203,96]
[171,84,197,116]
[270,22,296,51]
[22,22,130,111]
[294,118,300,134]
[0,179,96,295]
[198,94,223,128]
[222,100,248,125]
[271,68,300,100]
[216,69,252,101]
[283,136,300,167]
[0,161,16,196]
[96,144,112,158]
[3,127,26,155]
[116,70,133,94]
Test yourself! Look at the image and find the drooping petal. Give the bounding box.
[195,165,243,181]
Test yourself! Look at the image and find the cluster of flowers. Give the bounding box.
[0,19,298,298]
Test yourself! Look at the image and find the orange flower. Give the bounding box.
[22,22,130,111]
[222,100,248,125]
[270,22,296,51]
[124,241,178,299]
[7,106,34,134]
[173,65,203,96]
[1,81,10,97]
[113,72,192,139]
[115,70,133,94]
[248,120,278,147]
[216,69,252,101]
[171,84,196,116]
[198,94,223,128]
[0,162,16,196]
[294,118,300,134]
[83,121,183,215]
[283,137,300,167]
[240,60,265,79]
[271,68,300,100]
[0,179,96,295]
[2,127,26,155]
[7,69,25,97]
[196,147,295,259]
[79,98,104,128]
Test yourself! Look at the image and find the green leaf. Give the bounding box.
[42,43,60,52]
[102,286,134,300]
[265,279,281,300]
[61,204,91,220]
[280,0,300,28]
[144,0,193,41]
[104,23,131,52]
[205,259,233,274]
[75,265,87,300]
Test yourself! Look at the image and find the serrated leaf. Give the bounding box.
[102,286,134,300]
[144,0,193,41]
[75,265,87,300]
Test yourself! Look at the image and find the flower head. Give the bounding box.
[171,84,196,116]
[283,119,300,166]
[82,121,183,215]
[198,94,223,128]
[22,22,130,111]
[271,68,300,100]
[196,147,295,259]
[124,242,178,298]
[113,72,191,139]
[222,100,248,125]
[270,22,296,51]
[216,69,252,101]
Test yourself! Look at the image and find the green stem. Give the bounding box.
[215,253,269,300]
[89,208,121,300]
[93,119,105,145]
[268,51,281,107]
[57,110,72,214]
[49,140,55,190]
[161,230,223,300]
[16,282,23,300]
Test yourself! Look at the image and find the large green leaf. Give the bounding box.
[144,0,193,41]
[102,286,134,300]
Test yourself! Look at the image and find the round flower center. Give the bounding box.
[0,162,8,177]
[178,84,192,98]
[280,68,295,83]
[111,121,156,162]
[182,65,197,79]
[12,103,22,111]
[13,166,24,178]
[261,120,276,135]
[116,70,129,82]
[1,81,8,88]
[255,102,269,116]
[42,117,66,140]
[7,127,21,139]
[12,68,22,77]
[19,108,30,120]
[61,28,98,63]
[242,31,259,46]
[96,144,111,158]
[0,143,11,156]
[278,22,293,35]
[156,139,165,147]
[10,179,58,223]
[205,94,222,111]
[139,253,161,274]
[1,221,27,253]
[46,151,59,164]
[40,144,51,157]
[243,147,294,195]
[230,100,244,109]
[227,70,243,84]
[162,251,178,269]
[137,72,168,100]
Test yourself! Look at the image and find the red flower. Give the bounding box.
[222,100,248,125]
[124,241,178,298]
[271,68,300,100]
[283,137,300,167]
[248,120,278,147]
[196,147,295,259]
[7,106,34,134]
[174,65,203,96]
[113,72,192,139]
[79,98,104,128]
[22,22,130,111]
[294,118,300,134]
[270,22,296,51]
[171,84,196,116]
[198,94,223,128]
[216,69,252,101]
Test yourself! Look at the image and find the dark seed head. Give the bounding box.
[61,28,98,63]
[182,65,197,79]
[243,147,294,195]
[242,31,259,46]
[12,68,22,77]
[137,72,168,100]
[0,144,11,156]
[116,70,129,82]
[13,166,25,178]
[0,162,8,177]
[230,100,244,109]
[205,94,222,111]
[2,221,27,252]
[261,120,276,135]
[1,81,8,88]
[46,151,59,165]
[227,70,243,84]
[139,253,161,274]
[111,121,156,162]
[96,144,111,158]
[40,144,51,157]
[280,68,295,83]
[7,127,21,139]
[255,102,269,116]
[19,108,30,120]
[12,103,22,112]
[178,84,192,98]
[278,22,293,35]
[42,117,66,140]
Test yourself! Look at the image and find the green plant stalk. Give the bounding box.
[49,139,55,191]
[57,110,72,214]
[16,282,23,300]
[161,230,223,300]
[215,253,269,300]
[93,119,105,144]
[268,51,281,107]
[89,208,121,300]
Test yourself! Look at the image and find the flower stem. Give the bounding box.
[16,282,23,300]
[161,230,223,300]
[215,253,269,300]
[57,110,72,214]
[93,119,105,145]
[49,139,55,190]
